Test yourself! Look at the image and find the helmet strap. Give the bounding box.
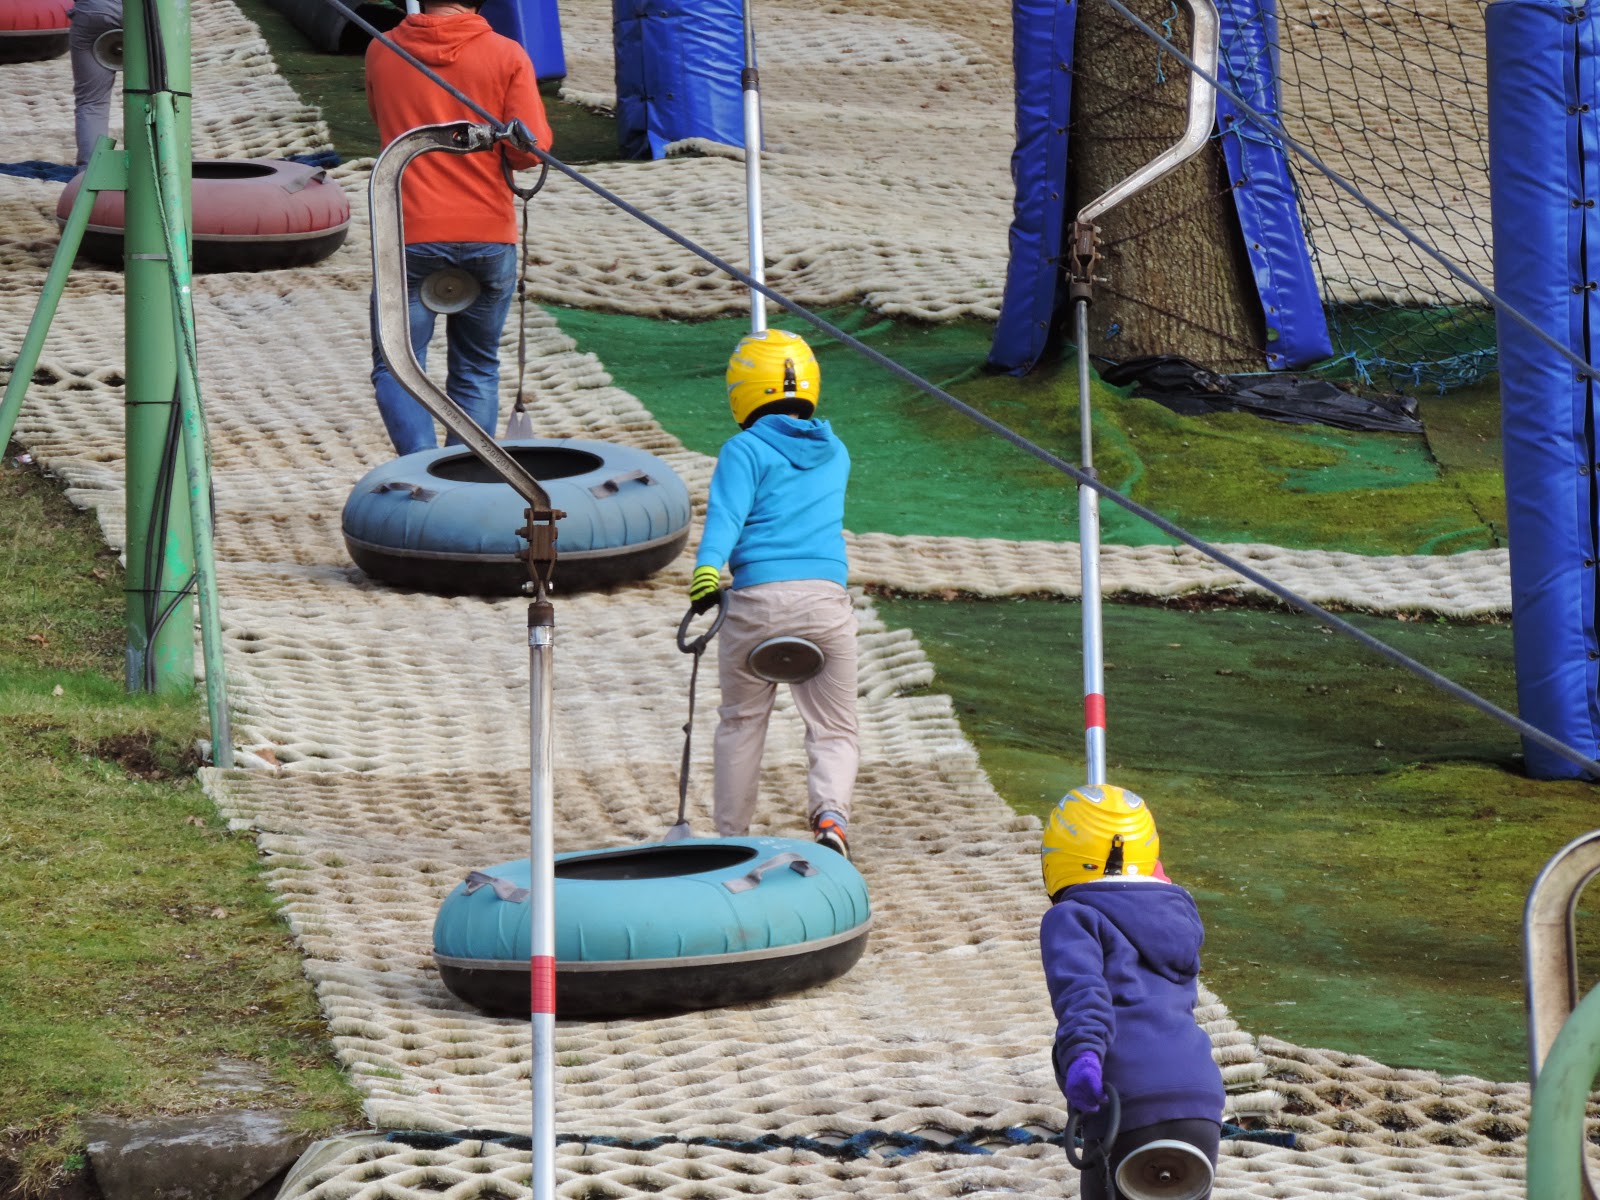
[740,398,815,429]
[1103,835,1125,877]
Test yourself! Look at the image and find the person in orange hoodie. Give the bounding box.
[365,1,554,455]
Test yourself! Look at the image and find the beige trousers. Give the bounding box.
[713,580,860,836]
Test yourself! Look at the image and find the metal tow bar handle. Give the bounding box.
[1066,0,1219,785]
[369,121,555,516]
[1525,830,1600,1200]
[1075,0,1220,231]
[371,120,563,1200]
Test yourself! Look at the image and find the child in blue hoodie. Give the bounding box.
[1039,783,1224,1199]
[688,329,858,857]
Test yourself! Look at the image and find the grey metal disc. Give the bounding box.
[419,266,481,314]
[748,635,825,683]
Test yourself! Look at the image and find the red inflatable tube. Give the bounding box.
[57,158,352,273]
[0,0,70,63]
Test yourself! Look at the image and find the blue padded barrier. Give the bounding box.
[989,0,1077,375]
[990,0,1328,375]
[1488,0,1600,778]
[482,0,567,82]
[1214,0,1330,370]
[613,0,745,160]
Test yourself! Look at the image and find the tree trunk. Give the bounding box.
[1069,0,1263,371]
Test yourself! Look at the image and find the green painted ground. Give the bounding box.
[553,306,1505,555]
[877,595,1600,1081]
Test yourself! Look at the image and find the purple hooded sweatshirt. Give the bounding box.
[1040,880,1225,1138]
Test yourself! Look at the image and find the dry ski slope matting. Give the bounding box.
[0,0,1535,1195]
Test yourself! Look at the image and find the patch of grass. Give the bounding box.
[878,593,1598,1081]
[0,450,360,1192]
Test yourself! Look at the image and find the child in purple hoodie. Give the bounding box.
[1038,783,1224,1199]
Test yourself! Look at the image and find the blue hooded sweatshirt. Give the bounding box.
[695,415,850,588]
[1039,880,1225,1138]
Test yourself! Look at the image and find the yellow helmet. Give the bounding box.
[726,329,820,428]
[1041,783,1160,899]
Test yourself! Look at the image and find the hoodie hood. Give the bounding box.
[747,415,840,470]
[392,11,495,67]
[1064,881,1203,983]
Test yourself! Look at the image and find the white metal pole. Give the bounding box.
[741,0,766,334]
[528,600,556,1200]
[1076,299,1107,786]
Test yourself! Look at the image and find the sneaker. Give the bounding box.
[812,812,850,859]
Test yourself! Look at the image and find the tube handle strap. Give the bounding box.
[724,851,818,893]
[463,870,530,903]
[371,480,436,501]
[282,166,328,194]
[590,468,655,498]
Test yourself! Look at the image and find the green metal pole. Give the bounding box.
[147,88,233,766]
[0,138,126,452]
[121,0,194,696]
[1527,979,1600,1198]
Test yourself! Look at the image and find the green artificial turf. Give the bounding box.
[878,594,1600,1081]
[552,306,1503,555]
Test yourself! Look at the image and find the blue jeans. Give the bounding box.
[370,242,518,456]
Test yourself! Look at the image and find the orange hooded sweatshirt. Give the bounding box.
[365,12,554,245]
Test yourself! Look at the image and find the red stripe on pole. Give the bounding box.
[531,956,556,1015]
[1084,693,1106,730]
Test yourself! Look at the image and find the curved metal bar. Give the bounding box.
[1075,0,1221,226]
[1527,831,1600,1077]
[1528,976,1600,1200]
[1524,830,1600,1200]
[368,122,551,511]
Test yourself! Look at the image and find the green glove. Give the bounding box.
[689,565,722,602]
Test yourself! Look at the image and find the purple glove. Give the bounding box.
[1065,1049,1104,1114]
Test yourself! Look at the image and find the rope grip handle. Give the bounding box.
[1063,1084,1122,1171]
[677,590,729,655]
[499,121,550,200]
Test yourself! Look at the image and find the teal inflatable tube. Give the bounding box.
[342,438,690,595]
[434,837,872,1018]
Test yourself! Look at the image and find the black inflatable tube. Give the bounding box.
[437,928,870,1020]
[76,225,350,274]
[345,527,689,596]
[264,0,404,54]
[0,30,68,64]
